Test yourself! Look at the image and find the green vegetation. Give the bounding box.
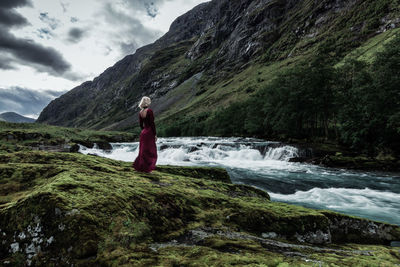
[158,33,400,158]
[1,151,399,266]
[0,121,137,152]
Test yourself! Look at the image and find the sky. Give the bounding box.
[0,0,209,119]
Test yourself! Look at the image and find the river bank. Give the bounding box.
[287,141,400,172]
[1,123,400,265]
[2,122,398,172]
[1,151,399,266]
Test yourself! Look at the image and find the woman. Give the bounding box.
[133,96,158,172]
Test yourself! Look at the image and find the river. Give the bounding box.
[79,137,400,226]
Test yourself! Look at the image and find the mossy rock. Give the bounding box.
[156,165,231,183]
[0,151,399,266]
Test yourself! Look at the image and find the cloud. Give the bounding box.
[0,0,78,80]
[144,2,158,18]
[0,53,16,70]
[62,70,89,81]
[0,86,68,118]
[36,27,53,39]
[102,2,163,55]
[67,27,86,43]
[0,27,72,74]
[0,8,29,27]
[120,41,138,55]
[70,17,78,23]
[59,0,69,13]
[104,45,113,56]
[0,61,15,70]
[0,0,31,28]
[121,0,174,18]
[39,12,60,30]
[0,0,32,9]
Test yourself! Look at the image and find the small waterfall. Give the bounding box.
[78,137,299,164]
[264,146,299,161]
[155,138,299,163]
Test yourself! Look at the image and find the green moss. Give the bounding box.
[156,165,231,183]
[1,151,399,265]
[0,121,136,153]
[338,28,400,64]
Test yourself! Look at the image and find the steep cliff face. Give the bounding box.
[37,0,400,130]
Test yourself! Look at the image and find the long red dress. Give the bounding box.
[133,108,157,172]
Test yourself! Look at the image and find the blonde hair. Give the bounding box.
[138,96,151,109]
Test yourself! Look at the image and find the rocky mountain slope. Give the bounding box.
[37,0,400,132]
[0,112,35,123]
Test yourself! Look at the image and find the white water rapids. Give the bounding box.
[79,137,400,226]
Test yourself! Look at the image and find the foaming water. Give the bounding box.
[270,188,400,225]
[79,137,400,225]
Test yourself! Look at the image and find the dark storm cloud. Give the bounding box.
[0,54,16,70]
[0,0,32,9]
[0,8,29,27]
[39,12,60,30]
[0,0,31,28]
[0,27,71,74]
[0,0,78,79]
[0,87,68,117]
[67,27,86,43]
[0,61,15,70]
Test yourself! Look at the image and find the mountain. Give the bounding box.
[37,0,400,135]
[0,112,35,123]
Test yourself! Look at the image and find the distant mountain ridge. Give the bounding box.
[37,0,400,131]
[0,112,35,123]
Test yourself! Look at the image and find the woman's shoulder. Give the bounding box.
[139,108,153,117]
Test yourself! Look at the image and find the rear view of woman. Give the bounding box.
[133,96,157,172]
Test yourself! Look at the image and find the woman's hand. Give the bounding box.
[155,135,158,142]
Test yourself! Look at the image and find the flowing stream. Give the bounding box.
[79,137,400,226]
